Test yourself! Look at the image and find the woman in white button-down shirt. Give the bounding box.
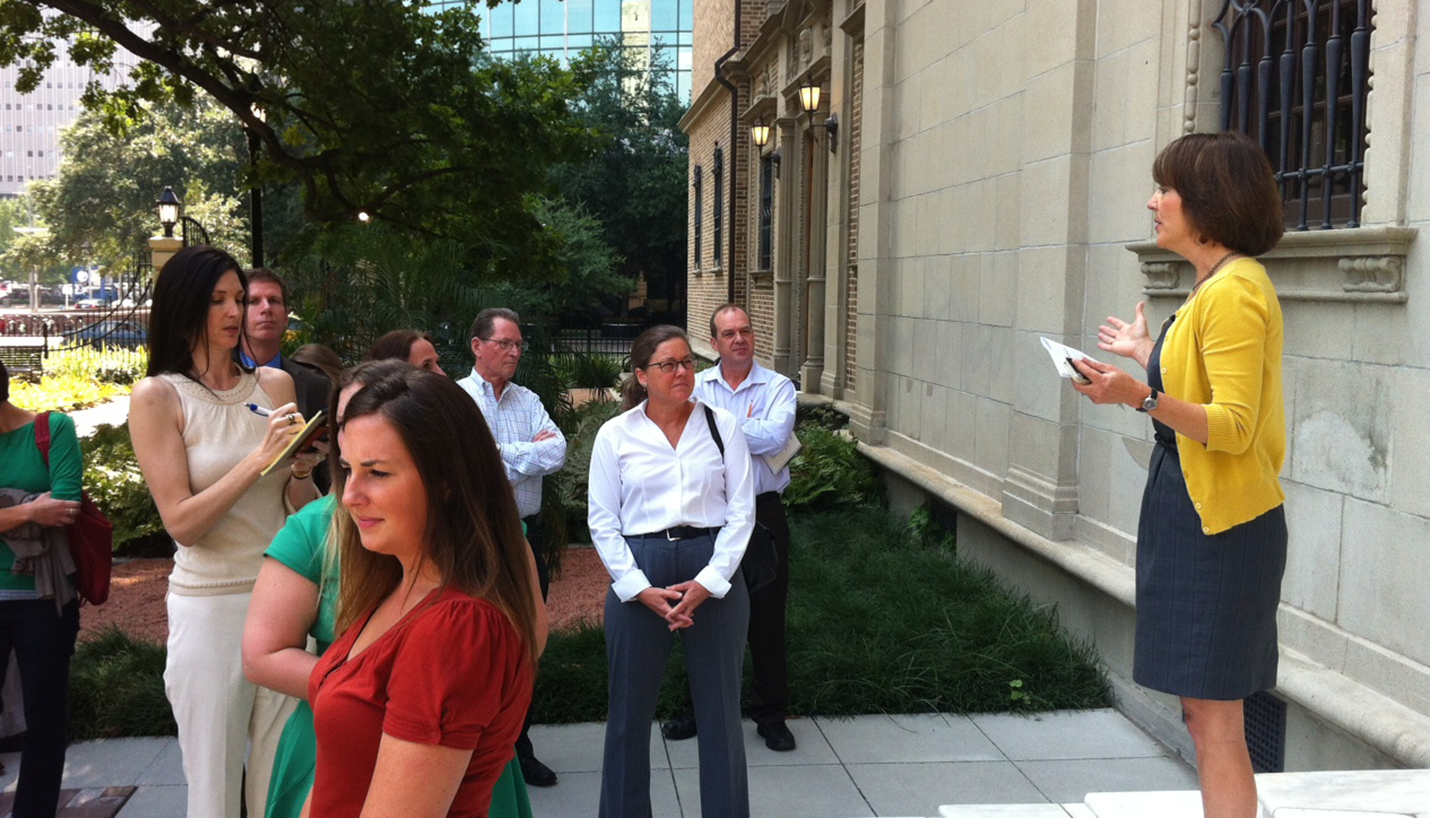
[588,325,755,818]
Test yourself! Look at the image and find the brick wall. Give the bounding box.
[688,0,771,353]
[844,37,864,389]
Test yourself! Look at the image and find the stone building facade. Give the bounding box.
[683,0,1430,772]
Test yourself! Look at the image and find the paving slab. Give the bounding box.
[1016,756,1198,804]
[61,739,172,789]
[525,768,680,817]
[970,709,1170,761]
[1082,789,1204,818]
[529,721,668,773]
[1061,805,1096,818]
[664,716,837,769]
[114,783,185,818]
[938,806,1073,817]
[851,760,1046,815]
[1256,769,1430,816]
[132,739,184,786]
[673,762,870,818]
[819,713,1004,765]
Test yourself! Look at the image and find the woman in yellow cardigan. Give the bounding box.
[1073,131,1286,818]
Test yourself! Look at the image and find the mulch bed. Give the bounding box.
[81,548,611,645]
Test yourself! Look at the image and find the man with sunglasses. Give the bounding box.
[662,303,799,752]
[456,307,566,787]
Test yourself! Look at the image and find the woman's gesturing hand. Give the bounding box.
[1097,301,1154,369]
[24,492,81,527]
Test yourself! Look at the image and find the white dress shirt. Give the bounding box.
[456,370,567,518]
[587,399,756,602]
[693,361,796,496]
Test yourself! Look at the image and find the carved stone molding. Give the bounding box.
[1127,226,1418,304]
[1182,0,1200,134]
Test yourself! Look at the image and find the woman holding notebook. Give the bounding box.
[129,245,320,818]
[1071,132,1287,818]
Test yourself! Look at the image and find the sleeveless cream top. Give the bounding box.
[159,372,289,596]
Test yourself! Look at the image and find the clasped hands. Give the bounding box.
[1071,301,1155,409]
[637,581,713,631]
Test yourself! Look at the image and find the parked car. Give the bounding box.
[75,298,108,309]
[70,320,148,349]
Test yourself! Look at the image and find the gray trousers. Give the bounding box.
[600,533,750,818]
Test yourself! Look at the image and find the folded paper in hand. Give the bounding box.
[762,434,803,473]
[1039,337,1097,383]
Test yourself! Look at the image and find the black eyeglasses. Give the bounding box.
[644,357,696,374]
[480,338,527,352]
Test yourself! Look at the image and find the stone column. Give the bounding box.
[999,0,1097,541]
[149,235,183,281]
[772,115,798,375]
[845,0,897,444]
[800,103,830,391]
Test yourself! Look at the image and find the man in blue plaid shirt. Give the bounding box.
[456,307,567,787]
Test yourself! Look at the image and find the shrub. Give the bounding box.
[81,423,168,554]
[784,422,879,510]
[547,397,623,549]
[553,351,624,391]
[10,373,128,413]
[68,627,176,740]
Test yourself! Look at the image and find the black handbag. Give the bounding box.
[703,406,778,593]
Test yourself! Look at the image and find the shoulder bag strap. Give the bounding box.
[703,405,725,460]
[32,410,52,466]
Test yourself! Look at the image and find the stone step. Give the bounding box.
[937,805,1093,817]
[936,769,1430,818]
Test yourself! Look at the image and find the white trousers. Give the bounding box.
[165,590,296,818]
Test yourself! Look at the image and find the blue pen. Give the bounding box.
[246,403,273,417]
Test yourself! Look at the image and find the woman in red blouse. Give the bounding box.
[306,367,540,818]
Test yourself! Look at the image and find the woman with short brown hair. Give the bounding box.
[1072,131,1287,818]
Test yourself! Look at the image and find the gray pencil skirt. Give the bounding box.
[1133,441,1288,701]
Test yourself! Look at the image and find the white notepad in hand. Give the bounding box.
[1040,337,1097,385]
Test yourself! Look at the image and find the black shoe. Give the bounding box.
[660,713,698,741]
[519,754,558,787]
[756,721,796,752]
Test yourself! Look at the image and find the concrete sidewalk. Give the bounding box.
[0,708,1196,817]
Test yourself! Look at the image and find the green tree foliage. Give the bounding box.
[0,1,594,274]
[528,197,630,325]
[283,223,540,366]
[22,95,272,269]
[550,41,689,315]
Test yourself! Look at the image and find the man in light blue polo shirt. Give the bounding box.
[664,303,799,751]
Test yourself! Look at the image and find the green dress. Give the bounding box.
[262,496,533,818]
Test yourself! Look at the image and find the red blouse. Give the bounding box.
[307,587,533,818]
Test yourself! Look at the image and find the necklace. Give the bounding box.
[1188,250,1240,299]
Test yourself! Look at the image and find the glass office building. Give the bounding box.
[431,0,693,100]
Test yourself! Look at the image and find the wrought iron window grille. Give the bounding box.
[1214,0,1373,230]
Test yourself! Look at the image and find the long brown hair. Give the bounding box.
[620,324,689,411]
[333,367,538,664]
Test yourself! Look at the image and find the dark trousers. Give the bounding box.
[678,492,792,725]
[515,514,550,762]
[600,534,749,818]
[0,598,80,818]
[747,491,791,725]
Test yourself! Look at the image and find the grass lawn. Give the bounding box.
[533,503,1110,723]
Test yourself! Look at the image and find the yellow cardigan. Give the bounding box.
[1159,257,1285,535]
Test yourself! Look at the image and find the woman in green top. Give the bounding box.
[243,360,548,818]
[0,360,84,818]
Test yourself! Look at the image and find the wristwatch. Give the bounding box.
[1136,387,1159,413]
